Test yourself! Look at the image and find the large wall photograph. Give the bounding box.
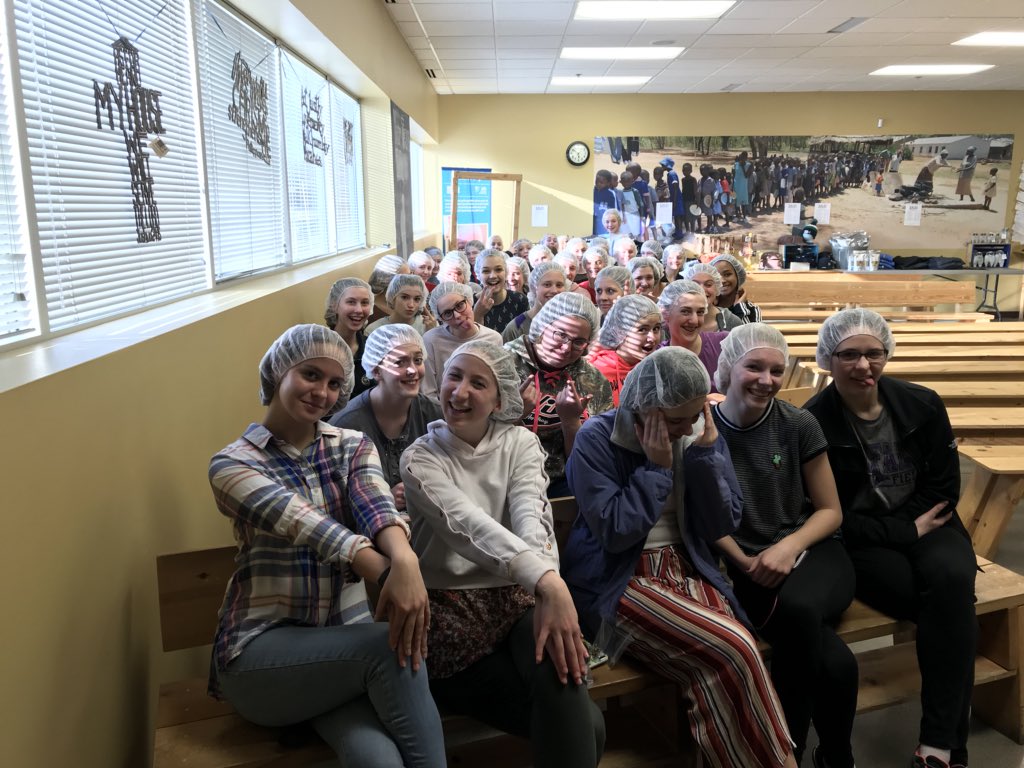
[592,134,1014,252]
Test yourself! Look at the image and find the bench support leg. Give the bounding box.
[960,468,1024,559]
[973,607,1024,744]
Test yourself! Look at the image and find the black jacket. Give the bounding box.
[805,376,965,549]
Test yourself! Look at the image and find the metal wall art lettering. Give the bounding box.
[228,52,271,165]
[93,37,164,243]
[301,87,329,166]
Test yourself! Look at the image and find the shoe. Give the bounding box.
[812,746,855,768]
[949,746,968,768]
[911,751,950,768]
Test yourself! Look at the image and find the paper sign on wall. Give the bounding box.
[903,203,922,227]
[813,203,831,224]
[531,204,548,227]
[656,202,672,227]
[783,203,801,225]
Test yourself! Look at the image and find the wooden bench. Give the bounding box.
[773,320,1015,335]
[762,309,991,323]
[959,445,1024,558]
[795,360,1024,391]
[782,332,1024,347]
[787,345,1024,362]
[745,277,976,308]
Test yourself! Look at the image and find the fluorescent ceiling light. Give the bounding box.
[953,31,1024,47]
[561,47,684,60]
[870,64,994,76]
[575,1,735,21]
[551,75,651,86]
[828,17,867,34]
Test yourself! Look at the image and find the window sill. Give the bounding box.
[0,246,388,396]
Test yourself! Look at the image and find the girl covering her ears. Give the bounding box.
[208,324,444,768]
[562,346,797,768]
[400,340,605,768]
[711,323,857,768]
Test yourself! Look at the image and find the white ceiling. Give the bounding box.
[381,0,1024,94]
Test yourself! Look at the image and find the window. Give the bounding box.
[329,83,365,253]
[14,0,208,332]
[410,140,425,234]
[194,0,285,280]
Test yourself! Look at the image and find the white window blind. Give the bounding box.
[409,139,424,234]
[0,23,32,341]
[329,82,365,252]
[280,51,332,262]
[13,0,208,332]
[194,0,285,281]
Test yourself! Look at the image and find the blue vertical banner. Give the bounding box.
[442,166,491,250]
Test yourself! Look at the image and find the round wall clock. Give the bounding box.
[566,140,590,166]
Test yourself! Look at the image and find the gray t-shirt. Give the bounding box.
[850,406,917,512]
[713,399,829,554]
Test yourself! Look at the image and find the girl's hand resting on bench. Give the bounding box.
[534,571,589,686]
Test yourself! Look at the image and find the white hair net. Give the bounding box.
[714,323,789,392]
[583,247,610,269]
[527,244,553,264]
[682,261,723,296]
[506,255,530,275]
[619,346,710,413]
[553,251,579,271]
[594,265,634,294]
[385,273,426,308]
[428,281,474,318]
[369,254,408,294]
[710,254,747,287]
[324,277,371,329]
[598,294,660,349]
[443,340,524,423]
[475,247,506,277]
[590,237,609,251]
[528,291,600,344]
[657,279,706,313]
[407,250,432,268]
[259,324,354,413]
[438,253,468,283]
[527,262,567,299]
[640,240,663,259]
[627,255,665,282]
[815,308,896,370]
[362,323,425,378]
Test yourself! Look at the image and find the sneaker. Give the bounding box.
[912,752,950,768]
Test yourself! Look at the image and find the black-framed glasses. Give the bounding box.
[833,348,887,364]
[549,327,589,351]
[439,298,469,321]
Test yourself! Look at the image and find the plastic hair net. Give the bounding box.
[619,346,710,413]
[553,251,579,270]
[627,255,665,283]
[427,281,474,319]
[259,324,354,413]
[528,244,554,263]
[662,244,684,269]
[682,261,724,296]
[407,250,432,268]
[594,265,634,294]
[527,261,567,296]
[714,323,789,392]
[505,256,530,276]
[710,253,747,288]
[475,247,506,277]
[528,291,600,344]
[583,247,610,269]
[640,240,664,259]
[598,294,661,349]
[443,339,524,423]
[324,277,371,329]
[815,308,896,370]
[368,254,408,294]
[656,279,706,313]
[590,237,609,251]
[384,273,426,308]
[438,253,468,282]
[362,323,425,378]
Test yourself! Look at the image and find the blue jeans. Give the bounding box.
[218,623,446,768]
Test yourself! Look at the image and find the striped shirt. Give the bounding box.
[207,422,408,695]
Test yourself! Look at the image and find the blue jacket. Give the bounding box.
[562,409,747,641]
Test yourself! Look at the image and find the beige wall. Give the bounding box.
[438,91,1024,312]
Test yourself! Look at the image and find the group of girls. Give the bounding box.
[208,223,974,768]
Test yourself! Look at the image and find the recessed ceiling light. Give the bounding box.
[551,75,652,86]
[953,31,1024,47]
[828,17,867,34]
[561,47,684,60]
[870,64,994,76]
[575,1,735,21]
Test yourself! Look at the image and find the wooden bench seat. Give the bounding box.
[744,277,975,307]
[787,345,1024,362]
[772,320,1015,335]
[959,446,1024,558]
[762,310,991,323]
[795,360,1024,390]
[782,332,1024,347]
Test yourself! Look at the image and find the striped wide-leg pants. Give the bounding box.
[616,546,792,768]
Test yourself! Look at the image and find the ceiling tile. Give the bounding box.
[495,20,568,35]
[708,18,794,34]
[421,21,494,36]
[412,3,494,21]
[565,20,644,36]
[496,36,564,49]
[493,2,574,21]
[724,1,821,19]
[636,19,719,35]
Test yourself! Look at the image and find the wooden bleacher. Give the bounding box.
[744,276,976,308]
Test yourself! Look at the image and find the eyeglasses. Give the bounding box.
[833,348,887,364]
[439,298,469,321]
[548,327,589,351]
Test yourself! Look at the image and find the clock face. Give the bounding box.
[566,141,590,166]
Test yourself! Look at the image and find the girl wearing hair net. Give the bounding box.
[401,341,605,768]
[806,309,974,768]
[627,255,664,301]
[472,248,529,333]
[421,282,503,402]
[324,277,376,398]
[365,274,436,337]
[661,243,686,283]
[711,253,762,323]
[683,260,743,333]
[711,323,857,768]
[658,280,728,395]
[562,347,796,768]
[592,265,634,320]
[580,246,610,301]
[501,262,567,344]
[506,256,530,294]
[208,325,445,768]
[586,295,662,406]
[368,254,411,321]
[331,324,441,512]
[505,292,614,496]
[553,251,592,300]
